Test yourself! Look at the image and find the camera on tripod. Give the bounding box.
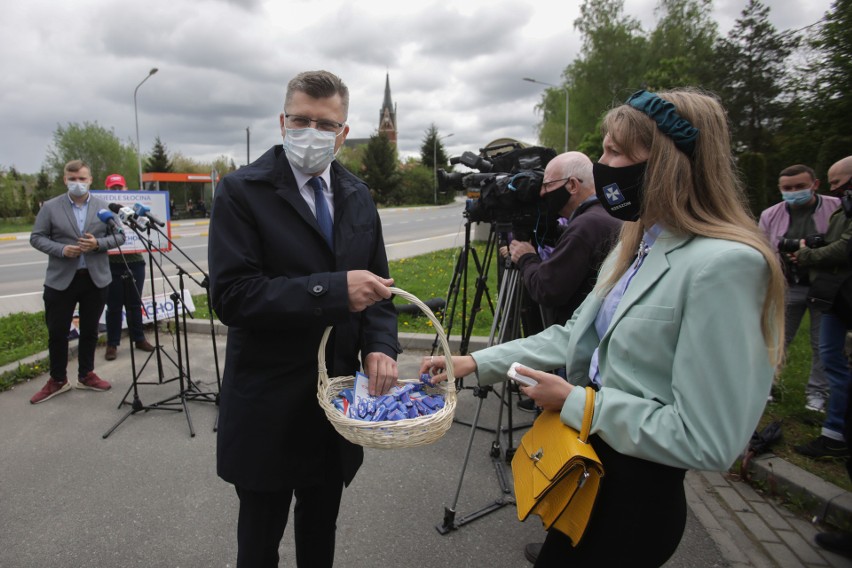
[437,142,560,245]
[778,234,826,253]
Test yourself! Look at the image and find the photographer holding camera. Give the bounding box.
[759,164,839,413]
[507,152,622,329]
[791,156,852,460]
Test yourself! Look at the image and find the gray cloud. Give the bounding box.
[0,0,832,175]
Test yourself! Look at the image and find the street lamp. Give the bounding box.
[134,68,158,189]
[433,132,454,204]
[523,77,569,153]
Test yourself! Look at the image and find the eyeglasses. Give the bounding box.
[542,177,577,191]
[284,114,346,134]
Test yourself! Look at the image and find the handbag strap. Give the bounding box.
[578,386,595,443]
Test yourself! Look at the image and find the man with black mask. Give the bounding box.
[508,151,623,329]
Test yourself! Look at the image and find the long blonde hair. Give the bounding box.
[598,88,785,366]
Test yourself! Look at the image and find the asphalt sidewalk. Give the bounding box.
[1,323,851,567]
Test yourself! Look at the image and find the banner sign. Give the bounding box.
[91,190,172,254]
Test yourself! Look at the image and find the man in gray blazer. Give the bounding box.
[29,159,125,404]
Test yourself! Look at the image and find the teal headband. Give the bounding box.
[626,90,699,156]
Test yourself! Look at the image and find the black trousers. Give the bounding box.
[235,478,344,568]
[535,435,687,568]
[105,260,147,346]
[43,270,108,381]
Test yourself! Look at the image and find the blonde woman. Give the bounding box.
[422,89,784,567]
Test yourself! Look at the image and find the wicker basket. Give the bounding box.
[316,287,456,449]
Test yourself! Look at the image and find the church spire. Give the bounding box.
[378,73,397,144]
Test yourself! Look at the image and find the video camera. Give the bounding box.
[437,142,560,244]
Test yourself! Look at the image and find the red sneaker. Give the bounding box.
[30,378,71,404]
[76,372,111,392]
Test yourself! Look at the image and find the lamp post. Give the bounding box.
[134,68,158,189]
[523,77,568,153]
[433,132,454,204]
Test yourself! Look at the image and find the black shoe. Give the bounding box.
[524,542,542,563]
[517,397,539,413]
[794,435,849,459]
[816,531,852,558]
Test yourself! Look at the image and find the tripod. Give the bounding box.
[135,220,220,436]
[432,214,497,357]
[436,226,535,535]
[103,224,181,439]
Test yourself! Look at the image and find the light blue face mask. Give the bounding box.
[781,188,814,206]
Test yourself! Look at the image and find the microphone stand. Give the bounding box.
[142,215,222,431]
[102,223,180,439]
[130,217,218,437]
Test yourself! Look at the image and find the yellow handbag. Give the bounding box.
[511,386,603,546]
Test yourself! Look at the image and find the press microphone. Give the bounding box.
[97,208,123,233]
[133,203,165,227]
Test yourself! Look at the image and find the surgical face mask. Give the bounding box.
[592,161,647,222]
[283,127,338,174]
[67,181,89,198]
[780,188,814,207]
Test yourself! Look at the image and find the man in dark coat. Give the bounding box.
[208,70,399,568]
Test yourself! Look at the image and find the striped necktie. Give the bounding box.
[308,176,333,248]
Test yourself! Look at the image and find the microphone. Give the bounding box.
[97,209,124,233]
[108,202,145,227]
[133,203,165,227]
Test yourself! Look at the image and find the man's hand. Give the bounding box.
[509,240,537,264]
[364,352,398,396]
[77,232,98,253]
[347,270,394,312]
[63,245,83,258]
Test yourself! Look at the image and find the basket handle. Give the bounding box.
[317,286,455,387]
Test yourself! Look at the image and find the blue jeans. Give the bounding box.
[785,284,827,399]
[105,260,147,346]
[820,312,851,440]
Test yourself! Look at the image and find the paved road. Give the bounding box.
[0,201,471,317]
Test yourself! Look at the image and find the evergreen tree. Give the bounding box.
[362,132,401,205]
[145,136,173,172]
[420,124,451,171]
[714,0,796,154]
[806,0,852,171]
[32,168,52,214]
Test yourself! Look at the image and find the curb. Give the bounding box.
[746,453,852,527]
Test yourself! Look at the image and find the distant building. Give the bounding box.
[344,73,397,149]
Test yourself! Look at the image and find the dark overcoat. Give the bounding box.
[208,146,399,491]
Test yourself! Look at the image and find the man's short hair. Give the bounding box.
[64,159,89,175]
[779,164,816,180]
[284,70,349,119]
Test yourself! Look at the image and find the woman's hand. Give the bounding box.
[418,355,477,384]
[514,364,574,412]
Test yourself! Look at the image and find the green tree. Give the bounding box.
[398,164,437,205]
[420,124,451,171]
[32,168,52,215]
[45,121,137,191]
[805,0,852,171]
[145,136,173,173]
[557,0,648,150]
[644,0,719,90]
[362,132,401,205]
[714,0,796,154]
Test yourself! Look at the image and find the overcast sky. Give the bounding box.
[1,0,832,178]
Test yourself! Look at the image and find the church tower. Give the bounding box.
[378,73,397,144]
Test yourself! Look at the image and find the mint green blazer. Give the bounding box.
[473,228,774,471]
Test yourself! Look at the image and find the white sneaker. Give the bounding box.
[805,395,826,413]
